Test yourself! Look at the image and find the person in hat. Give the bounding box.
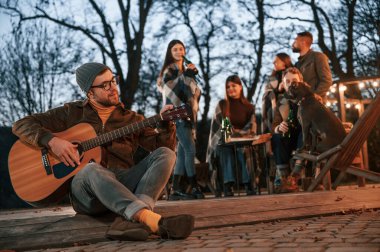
[12,62,195,241]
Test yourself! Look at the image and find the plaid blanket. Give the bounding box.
[206,100,257,171]
[261,76,279,133]
[157,63,201,125]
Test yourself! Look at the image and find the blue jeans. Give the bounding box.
[217,145,251,184]
[271,131,303,176]
[174,120,196,177]
[70,147,175,220]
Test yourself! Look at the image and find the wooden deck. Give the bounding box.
[1,185,380,251]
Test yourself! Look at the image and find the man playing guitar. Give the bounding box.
[11,62,194,241]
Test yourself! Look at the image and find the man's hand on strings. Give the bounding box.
[48,137,80,167]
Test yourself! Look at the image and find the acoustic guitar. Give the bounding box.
[8,105,190,206]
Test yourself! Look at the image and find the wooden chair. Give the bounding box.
[294,93,380,192]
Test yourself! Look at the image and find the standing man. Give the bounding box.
[292,31,333,102]
[12,62,194,241]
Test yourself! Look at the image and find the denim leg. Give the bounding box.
[174,121,196,177]
[133,147,175,209]
[271,133,292,176]
[217,145,235,184]
[238,148,251,184]
[70,163,147,219]
[70,147,175,220]
[174,141,185,176]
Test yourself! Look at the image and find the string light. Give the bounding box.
[326,101,331,107]
[330,87,336,93]
[355,104,361,110]
[373,81,379,87]
[339,85,347,92]
[345,103,351,108]
[359,82,365,89]
[327,91,330,96]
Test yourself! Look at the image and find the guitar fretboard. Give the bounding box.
[81,115,161,151]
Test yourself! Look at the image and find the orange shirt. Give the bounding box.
[89,99,116,125]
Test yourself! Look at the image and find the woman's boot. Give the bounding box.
[223,182,234,197]
[188,176,205,199]
[168,175,194,200]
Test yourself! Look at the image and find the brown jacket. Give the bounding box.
[271,97,300,134]
[12,100,176,169]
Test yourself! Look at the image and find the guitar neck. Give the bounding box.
[81,114,162,152]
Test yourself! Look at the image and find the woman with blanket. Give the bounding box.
[157,40,204,200]
[206,75,256,197]
[261,53,293,192]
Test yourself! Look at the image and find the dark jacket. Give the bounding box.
[295,49,332,98]
[12,99,176,169]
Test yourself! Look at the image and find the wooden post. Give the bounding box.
[337,83,346,122]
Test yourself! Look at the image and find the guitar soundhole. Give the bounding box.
[52,143,84,179]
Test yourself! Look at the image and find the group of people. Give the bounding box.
[262,31,332,192]
[11,30,332,241]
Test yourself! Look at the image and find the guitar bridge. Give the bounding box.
[41,149,52,175]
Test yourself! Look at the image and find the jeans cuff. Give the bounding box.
[136,194,155,211]
[277,165,289,177]
[124,199,149,220]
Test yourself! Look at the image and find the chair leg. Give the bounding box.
[332,171,346,190]
[307,154,338,192]
[323,170,332,191]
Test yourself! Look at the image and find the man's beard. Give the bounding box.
[292,47,300,53]
[96,94,119,107]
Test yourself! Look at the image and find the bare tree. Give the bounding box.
[1,0,154,109]
[134,44,163,116]
[159,0,234,126]
[237,0,266,102]
[0,20,84,126]
[353,0,380,78]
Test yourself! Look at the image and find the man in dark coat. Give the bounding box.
[292,31,333,102]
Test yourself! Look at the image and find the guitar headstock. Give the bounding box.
[161,104,192,121]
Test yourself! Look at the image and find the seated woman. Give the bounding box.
[207,75,256,197]
[262,53,293,191]
[262,53,293,135]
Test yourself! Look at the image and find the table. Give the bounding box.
[219,133,272,196]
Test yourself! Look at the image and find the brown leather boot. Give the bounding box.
[106,216,151,241]
[158,214,195,239]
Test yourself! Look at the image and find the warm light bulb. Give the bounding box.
[330,87,336,93]
[327,91,330,96]
[346,103,351,108]
[326,101,331,107]
[359,82,365,89]
[355,104,360,110]
[339,85,347,92]
[373,81,379,87]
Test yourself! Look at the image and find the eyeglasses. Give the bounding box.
[91,75,119,91]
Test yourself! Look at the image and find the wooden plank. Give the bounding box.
[194,201,380,229]
[155,188,380,217]
[0,186,379,251]
[0,227,108,251]
[0,213,114,237]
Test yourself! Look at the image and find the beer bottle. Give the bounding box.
[283,108,295,138]
[222,117,232,142]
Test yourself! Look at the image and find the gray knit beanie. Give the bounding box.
[76,62,110,93]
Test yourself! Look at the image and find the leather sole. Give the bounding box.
[106,228,149,241]
[159,214,195,239]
